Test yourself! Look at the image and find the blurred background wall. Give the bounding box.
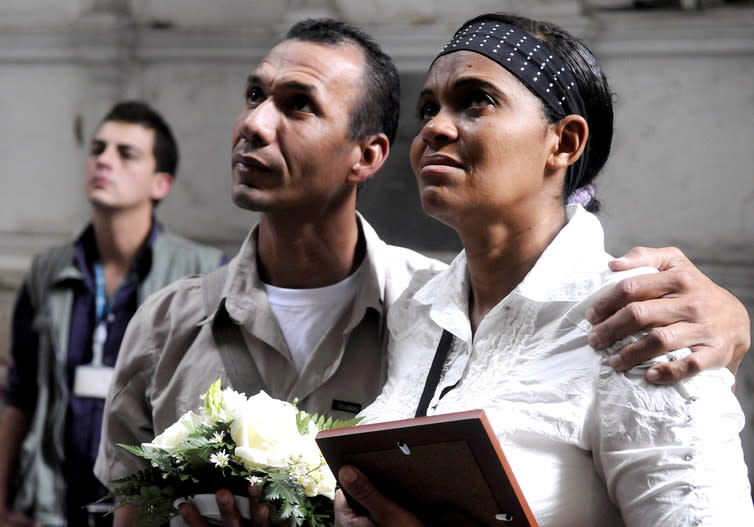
[0,0,752,487]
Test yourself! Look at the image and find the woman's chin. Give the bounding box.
[420,189,459,227]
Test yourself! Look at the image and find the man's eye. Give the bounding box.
[90,142,105,156]
[246,87,264,105]
[417,101,439,121]
[289,94,314,113]
[118,147,136,160]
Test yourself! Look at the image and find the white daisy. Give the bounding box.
[210,450,230,468]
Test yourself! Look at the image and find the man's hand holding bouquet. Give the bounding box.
[107,379,357,526]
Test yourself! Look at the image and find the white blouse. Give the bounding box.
[360,205,753,527]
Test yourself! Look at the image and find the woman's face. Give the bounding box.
[410,51,563,228]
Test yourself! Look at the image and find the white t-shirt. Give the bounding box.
[264,264,364,374]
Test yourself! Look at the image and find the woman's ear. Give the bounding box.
[546,115,589,171]
[347,133,390,186]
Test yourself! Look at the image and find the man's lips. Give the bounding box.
[89,175,110,188]
[232,153,273,172]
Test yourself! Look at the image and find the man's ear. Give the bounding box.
[546,115,589,171]
[151,172,173,201]
[347,133,390,186]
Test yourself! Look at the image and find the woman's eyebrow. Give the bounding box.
[453,77,502,95]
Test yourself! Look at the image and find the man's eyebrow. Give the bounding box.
[418,88,433,99]
[246,74,317,95]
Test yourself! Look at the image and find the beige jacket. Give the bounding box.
[94,214,446,487]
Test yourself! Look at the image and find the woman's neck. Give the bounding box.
[462,206,567,335]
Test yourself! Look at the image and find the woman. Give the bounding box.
[336,13,753,527]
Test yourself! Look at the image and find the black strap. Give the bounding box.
[415,329,455,417]
[212,309,269,396]
[201,267,269,396]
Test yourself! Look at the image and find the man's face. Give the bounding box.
[231,39,366,213]
[85,121,170,212]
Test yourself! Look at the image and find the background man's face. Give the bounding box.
[230,39,366,213]
[86,121,165,212]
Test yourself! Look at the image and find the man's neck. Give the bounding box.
[256,206,364,289]
[92,206,153,295]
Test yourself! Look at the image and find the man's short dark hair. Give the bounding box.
[101,101,179,178]
[286,19,400,145]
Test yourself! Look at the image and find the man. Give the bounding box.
[0,101,224,527]
[93,20,750,526]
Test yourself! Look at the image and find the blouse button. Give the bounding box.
[683,454,693,461]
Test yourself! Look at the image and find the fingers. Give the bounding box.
[335,489,376,527]
[605,322,709,370]
[216,489,244,527]
[608,246,688,273]
[588,296,705,351]
[178,502,209,526]
[338,465,424,527]
[645,347,712,384]
[247,484,271,526]
[586,271,689,327]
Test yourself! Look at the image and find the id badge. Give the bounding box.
[73,364,115,399]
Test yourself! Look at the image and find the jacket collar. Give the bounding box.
[411,205,609,342]
[211,212,387,335]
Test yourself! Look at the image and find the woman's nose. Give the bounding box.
[420,111,458,147]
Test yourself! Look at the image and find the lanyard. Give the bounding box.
[94,263,109,322]
[92,263,109,366]
[414,329,457,417]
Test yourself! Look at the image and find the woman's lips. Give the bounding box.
[419,153,464,179]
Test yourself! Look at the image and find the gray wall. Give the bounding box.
[0,0,752,490]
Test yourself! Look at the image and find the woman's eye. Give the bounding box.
[467,90,494,110]
[246,87,264,105]
[417,101,439,121]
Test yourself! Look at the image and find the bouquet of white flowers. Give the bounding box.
[107,379,357,527]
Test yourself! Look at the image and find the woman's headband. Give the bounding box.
[434,19,590,195]
[435,20,586,121]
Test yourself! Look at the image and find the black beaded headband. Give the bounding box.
[435,20,586,120]
[435,19,589,190]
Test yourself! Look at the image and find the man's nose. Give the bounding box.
[239,99,277,147]
[95,144,118,167]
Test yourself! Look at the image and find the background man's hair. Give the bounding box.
[102,100,179,178]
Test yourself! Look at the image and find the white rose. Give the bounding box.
[202,380,248,423]
[146,410,203,449]
[231,391,302,469]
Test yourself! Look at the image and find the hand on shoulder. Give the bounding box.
[586,246,750,383]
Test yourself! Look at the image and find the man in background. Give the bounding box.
[0,101,224,527]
